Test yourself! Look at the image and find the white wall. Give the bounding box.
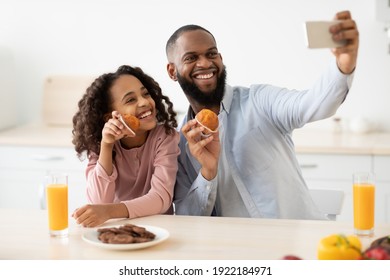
[1,0,389,131]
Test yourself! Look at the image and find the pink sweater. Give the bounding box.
[85,125,180,218]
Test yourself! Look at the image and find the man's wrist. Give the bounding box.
[201,167,217,181]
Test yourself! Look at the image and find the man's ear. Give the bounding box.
[166,63,177,81]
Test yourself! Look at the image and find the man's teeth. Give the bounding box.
[196,73,213,79]
[139,111,152,119]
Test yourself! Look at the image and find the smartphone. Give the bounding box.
[304,21,346,49]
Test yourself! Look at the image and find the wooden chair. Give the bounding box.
[309,189,344,220]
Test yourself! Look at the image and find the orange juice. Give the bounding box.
[46,184,68,231]
[353,183,375,231]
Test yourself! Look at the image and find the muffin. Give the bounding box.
[195,109,219,135]
[120,114,140,136]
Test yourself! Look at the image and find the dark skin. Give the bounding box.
[167,30,223,115]
[72,75,158,227]
[167,29,223,180]
[329,11,359,74]
[166,10,359,181]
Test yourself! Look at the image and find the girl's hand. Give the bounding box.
[72,204,111,227]
[72,203,128,227]
[101,111,127,144]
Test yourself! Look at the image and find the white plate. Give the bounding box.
[82,224,169,250]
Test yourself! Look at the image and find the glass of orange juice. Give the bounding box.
[45,173,68,237]
[353,172,375,236]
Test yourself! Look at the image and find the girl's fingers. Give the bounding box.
[111,110,121,119]
[104,119,123,135]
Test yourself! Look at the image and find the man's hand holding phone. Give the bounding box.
[304,11,359,74]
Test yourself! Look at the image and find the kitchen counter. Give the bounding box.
[1,122,390,155]
[0,122,74,147]
[1,208,389,260]
[292,129,390,155]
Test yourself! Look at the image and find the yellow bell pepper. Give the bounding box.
[317,234,362,260]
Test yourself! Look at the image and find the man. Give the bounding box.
[166,11,359,219]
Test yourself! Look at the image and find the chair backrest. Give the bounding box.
[309,189,344,220]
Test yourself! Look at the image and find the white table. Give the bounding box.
[1,208,389,260]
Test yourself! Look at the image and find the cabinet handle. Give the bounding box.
[300,164,318,169]
[31,154,65,161]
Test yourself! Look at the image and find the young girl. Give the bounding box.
[71,65,180,227]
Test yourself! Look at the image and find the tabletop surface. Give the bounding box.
[1,208,389,260]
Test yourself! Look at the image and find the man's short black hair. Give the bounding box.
[165,24,216,57]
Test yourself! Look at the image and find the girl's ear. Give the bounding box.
[103,113,111,122]
[166,63,177,81]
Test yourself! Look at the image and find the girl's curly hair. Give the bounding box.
[72,65,177,159]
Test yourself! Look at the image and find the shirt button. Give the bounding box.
[206,185,211,191]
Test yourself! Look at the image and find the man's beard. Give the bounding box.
[177,67,227,107]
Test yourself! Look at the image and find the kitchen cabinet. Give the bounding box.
[372,155,390,223]
[297,153,390,223]
[0,145,87,212]
[296,153,373,222]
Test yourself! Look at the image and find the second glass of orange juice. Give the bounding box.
[353,172,375,236]
[46,173,68,237]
